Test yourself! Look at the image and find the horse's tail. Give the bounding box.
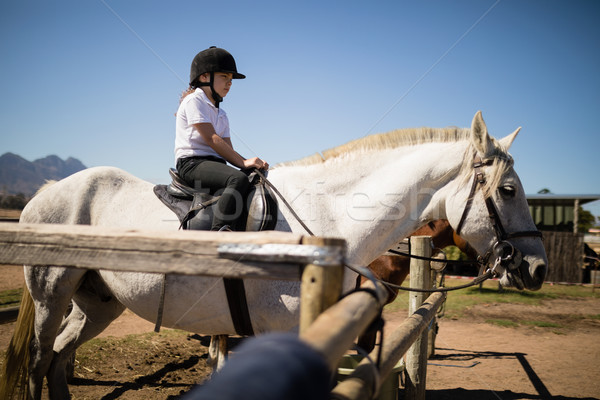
[0,285,35,400]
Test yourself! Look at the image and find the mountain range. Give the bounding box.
[0,153,87,196]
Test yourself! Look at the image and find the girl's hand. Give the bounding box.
[243,157,269,170]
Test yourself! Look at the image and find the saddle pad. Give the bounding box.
[153,185,192,224]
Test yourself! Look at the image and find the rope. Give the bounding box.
[386,249,480,265]
[345,262,494,293]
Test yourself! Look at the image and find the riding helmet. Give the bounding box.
[189,46,246,87]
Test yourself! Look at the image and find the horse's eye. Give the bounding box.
[499,185,516,198]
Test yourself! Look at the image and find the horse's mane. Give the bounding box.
[276,126,513,197]
[35,180,57,196]
[277,127,471,168]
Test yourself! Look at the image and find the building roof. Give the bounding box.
[526,194,600,206]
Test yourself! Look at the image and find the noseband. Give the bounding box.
[455,155,543,275]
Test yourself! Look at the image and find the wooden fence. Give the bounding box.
[542,230,585,283]
[0,223,441,400]
[0,209,20,223]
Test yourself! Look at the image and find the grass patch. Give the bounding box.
[0,288,23,308]
[521,320,562,328]
[485,318,519,328]
[385,277,599,319]
[484,318,562,329]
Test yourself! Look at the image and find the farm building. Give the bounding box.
[527,194,600,234]
[526,194,600,283]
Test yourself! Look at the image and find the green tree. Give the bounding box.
[578,207,595,233]
[0,194,28,210]
[443,245,469,261]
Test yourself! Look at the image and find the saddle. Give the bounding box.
[154,168,278,232]
[153,168,279,337]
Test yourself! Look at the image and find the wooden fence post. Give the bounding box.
[404,235,431,400]
[427,267,437,358]
[299,236,344,334]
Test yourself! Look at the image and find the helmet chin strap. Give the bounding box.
[202,72,223,108]
[196,72,223,108]
[208,72,223,108]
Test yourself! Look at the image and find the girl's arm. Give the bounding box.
[223,137,270,170]
[193,123,268,170]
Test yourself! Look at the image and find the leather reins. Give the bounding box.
[258,155,544,294]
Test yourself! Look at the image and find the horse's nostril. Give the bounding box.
[530,262,547,289]
[535,264,547,281]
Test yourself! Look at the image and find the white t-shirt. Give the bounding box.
[174,88,230,162]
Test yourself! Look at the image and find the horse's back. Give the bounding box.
[21,166,176,229]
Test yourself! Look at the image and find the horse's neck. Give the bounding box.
[270,141,468,265]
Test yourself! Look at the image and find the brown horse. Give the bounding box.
[357,219,478,352]
[363,219,479,304]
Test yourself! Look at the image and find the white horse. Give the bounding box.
[0,111,547,399]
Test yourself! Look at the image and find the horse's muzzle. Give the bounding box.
[501,256,546,291]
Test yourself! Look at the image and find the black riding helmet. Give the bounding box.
[189,46,245,108]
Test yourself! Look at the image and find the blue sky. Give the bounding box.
[1,0,599,216]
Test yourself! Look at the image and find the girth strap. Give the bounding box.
[154,274,168,333]
[223,278,255,336]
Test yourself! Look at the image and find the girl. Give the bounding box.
[174,47,269,231]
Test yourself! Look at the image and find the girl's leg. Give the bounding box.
[178,158,250,231]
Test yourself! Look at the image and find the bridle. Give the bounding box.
[455,154,543,277]
[372,153,544,293]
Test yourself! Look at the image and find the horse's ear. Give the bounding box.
[498,127,521,150]
[471,111,493,156]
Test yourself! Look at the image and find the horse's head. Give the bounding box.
[446,111,548,290]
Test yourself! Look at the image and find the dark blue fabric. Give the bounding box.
[184,333,331,400]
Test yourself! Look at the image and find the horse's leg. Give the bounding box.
[358,256,410,352]
[47,295,125,397]
[46,272,125,399]
[208,335,229,372]
[26,266,86,400]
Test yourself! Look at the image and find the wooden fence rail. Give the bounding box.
[0,222,341,280]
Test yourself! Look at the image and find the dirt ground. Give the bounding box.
[1,264,599,400]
